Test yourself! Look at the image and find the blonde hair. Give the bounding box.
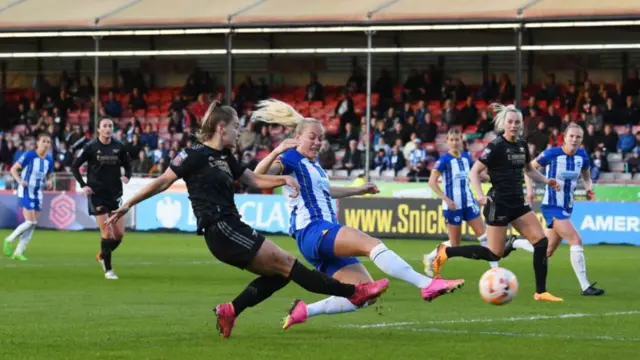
[564,122,584,136]
[489,103,523,133]
[197,101,238,142]
[252,99,322,135]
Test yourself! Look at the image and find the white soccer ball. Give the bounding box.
[478,267,519,305]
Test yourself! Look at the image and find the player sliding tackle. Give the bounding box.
[251,99,464,330]
[105,102,388,338]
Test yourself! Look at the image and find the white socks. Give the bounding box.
[307,296,359,318]
[6,221,37,243]
[14,227,35,256]
[370,243,432,288]
[513,238,534,253]
[570,245,590,291]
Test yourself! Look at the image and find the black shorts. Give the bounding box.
[88,195,121,216]
[483,198,532,227]
[203,216,266,270]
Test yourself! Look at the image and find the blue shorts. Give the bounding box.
[443,205,481,226]
[294,220,360,276]
[541,205,572,229]
[19,196,41,211]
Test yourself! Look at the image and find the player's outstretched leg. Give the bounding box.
[330,226,464,302]
[283,263,374,330]
[212,237,389,338]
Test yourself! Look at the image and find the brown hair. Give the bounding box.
[37,132,51,141]
[98,118,113,127]
[446,128,462,139]
[197,101,238,142]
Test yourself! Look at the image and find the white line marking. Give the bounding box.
[342,311,640,329]
[404,327,640,342]
[0,260,222,268]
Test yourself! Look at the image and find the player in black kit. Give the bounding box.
[71,118,131,280]
[430,104,564,302]
[105,102,388,338]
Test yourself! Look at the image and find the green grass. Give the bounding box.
[1,230,639,360]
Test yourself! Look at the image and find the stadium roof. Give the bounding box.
[0,0,638,31]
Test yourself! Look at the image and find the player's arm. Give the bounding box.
[524,159,543,203]
[70,145,91,189]
[329,184,379,198]
[428,170,455,208]
[478,169,491,182]
[581,165,595,201]
[239,170,299,196]
[123,168,178,210]
[254,139,300,175]
[9,161,26,187]
[469,161,488,202]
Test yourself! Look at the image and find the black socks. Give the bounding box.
[533,237,549,294]
[100,238,122,272]
[231,275,290,316]
[446,245,501,262]
[288,260,356,298]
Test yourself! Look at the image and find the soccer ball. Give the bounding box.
[478,267,519,305]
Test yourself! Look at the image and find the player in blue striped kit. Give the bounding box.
[4,133,54,260]
[252,100,464,331]
[423,129,528,275]
[526,123,604,296]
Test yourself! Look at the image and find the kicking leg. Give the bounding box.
[283,263,373,330]
[332,226,464,301]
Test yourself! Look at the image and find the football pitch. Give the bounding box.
[1,230,638,360]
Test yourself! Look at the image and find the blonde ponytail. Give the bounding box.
[489,103,522,133]
[251,98,322,135]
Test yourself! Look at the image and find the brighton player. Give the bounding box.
[251,99,464,330]
[430,104,563,302]
[525,123,604,296]
[422,128,530,275]
[4,133,53,260]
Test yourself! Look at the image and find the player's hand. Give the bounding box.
[275,139,301,155]
[477,195,491,206]
[586,189,596,201]
[360,183,379,195]
[284,176,300,198]
[526,191,535,206]
[547,178,561,191]
[82,186,93,195]
[445,198,456,210]
[105,206,130,226]
[20,180,28,188]
[121,176,130,184]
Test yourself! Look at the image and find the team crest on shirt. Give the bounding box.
[113,149,120,154]
[172,150,188,166]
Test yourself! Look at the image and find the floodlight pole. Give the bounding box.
[365,28,373,182]
[226,0,267,105]
[515,20,523,109]
[226,21,233,105]
[363,0,398,181]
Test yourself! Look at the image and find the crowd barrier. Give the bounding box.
[0,190,637,245]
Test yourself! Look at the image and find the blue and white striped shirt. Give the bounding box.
[434,152,476,210]
[537,147,590,211]
[17,150,53,203]
[279,149,338,235]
